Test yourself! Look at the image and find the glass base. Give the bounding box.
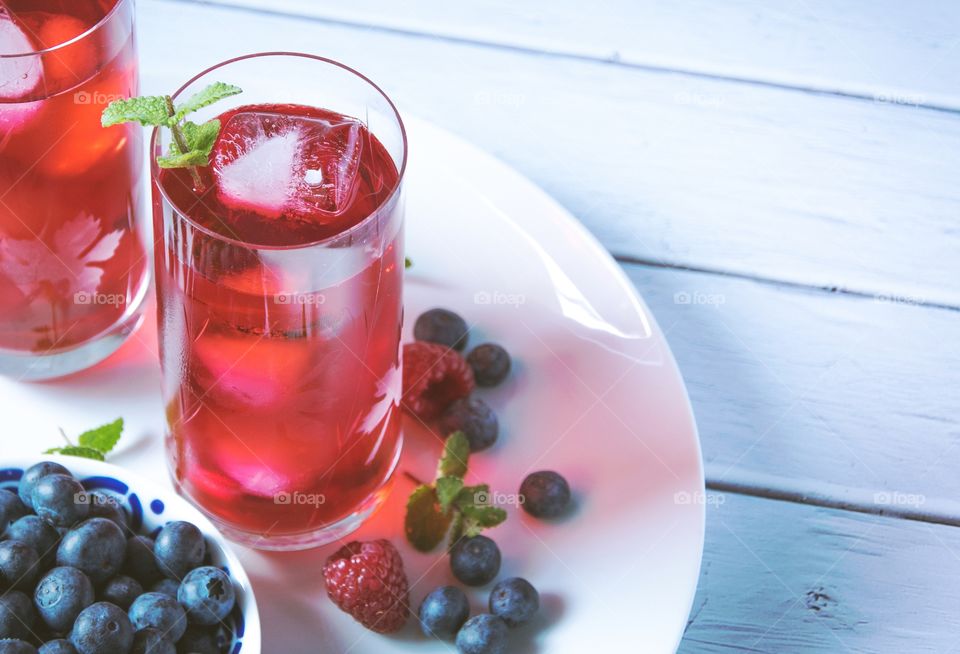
[0,297,148,382]
[179,480,395,552]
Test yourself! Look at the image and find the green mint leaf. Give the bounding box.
[173,82,242,123]
[448,512,465,549]
[76,418,123,454]
[455,484,490,510]
[436,476,464,513]
[101,95,170,127]
[157,150,210,168]
[404,257,413,270]
[405,485,452,552]
[459,504,507,538]
[437,432,470,479]
[44,446,105,461]
[182,119,221,155]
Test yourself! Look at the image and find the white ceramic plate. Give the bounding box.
[0,117,704,653]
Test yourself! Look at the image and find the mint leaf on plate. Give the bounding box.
[437,431,470,479]
[436,476,464,513]
[45,418,124,461]
[405,484,452,552]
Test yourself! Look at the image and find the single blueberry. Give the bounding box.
[153,522,205,581]
[99,575,143,611]
[0,540,40,591]
[0,591,35,641]
[37,640,76,654]
[149,579,180,599]
[178,567,235,627]
[56,518,126,584]
[466,343,511,387]
[131,628,175,654]
[128,592,186,643]
[419,585,470,639]
[488,577,539,627]
[86,493,128,533]
[414,308,469,351]
[18,462,71,511]
[123,536,161,586]
[6,516,60,569]
[455,614,508,654]
[31,476,89,529]
[34,567,95,633]
[519,471,571,519]
[0,491,28,531]
[176,626,222,654]
[70,602,133,654]
[438,397,499,452]
[450,536,501,587]
[0,639,37,654]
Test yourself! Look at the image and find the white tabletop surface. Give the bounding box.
[14,1,960,651]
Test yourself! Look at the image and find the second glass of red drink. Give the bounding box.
[151,53,406,550]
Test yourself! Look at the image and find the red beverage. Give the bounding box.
[0,0,148,377]
[154,99,405,546]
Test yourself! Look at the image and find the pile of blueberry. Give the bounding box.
[0,462,237,654]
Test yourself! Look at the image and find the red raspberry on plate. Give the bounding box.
[403,342,475,419]
[323,539,410,634]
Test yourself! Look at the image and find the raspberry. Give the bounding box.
[403,342,475,419]
[323,540,410,634]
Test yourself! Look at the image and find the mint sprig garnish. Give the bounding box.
[101,82,242,187]
[404,431,508,552]
[45,418,124,461]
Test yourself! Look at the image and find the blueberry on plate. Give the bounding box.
[123,536,161,586]
[70,602,133,654]
[177,626,222,654]
[419,585,470,640]
[37,640,76,654]
[178,567,236,626]
[455,614,508,654]
[149,579,180,599]
[99,575,143,611]
[18,462,71,511]
[449,536,501,587]
[414,308,469,351]
[154,522,205,580]
[466,343,511,387]
[130,628,174,654]
[488,577,539,627]
[438,397,499,452]
[128,592,187,643]
[35,567,95,633]
[0,639,37,654]
[57,518,126,585]
[519,471,571,519]
[31,475,89,529]
[0,491,29,531]
[6,516,60,569]
[86,492,128,532]
[0,591,35,641]
[0,540,41,591]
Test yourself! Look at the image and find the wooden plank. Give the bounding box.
[623,261,960,507]
[141,0,960,307]
[680,492,960,653]
[180,0,960,111]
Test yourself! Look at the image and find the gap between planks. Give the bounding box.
[705,464,960,529]
[167,0,960,116]
[612,254,960,314]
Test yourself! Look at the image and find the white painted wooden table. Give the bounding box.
[137,1,960,651]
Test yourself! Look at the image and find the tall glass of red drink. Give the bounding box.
[152,53,407,550]
[0,0,148,379]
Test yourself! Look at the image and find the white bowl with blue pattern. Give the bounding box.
[0,456,261,654]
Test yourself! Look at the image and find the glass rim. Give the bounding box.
[0,0,133,59]
[150,51,408,252]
